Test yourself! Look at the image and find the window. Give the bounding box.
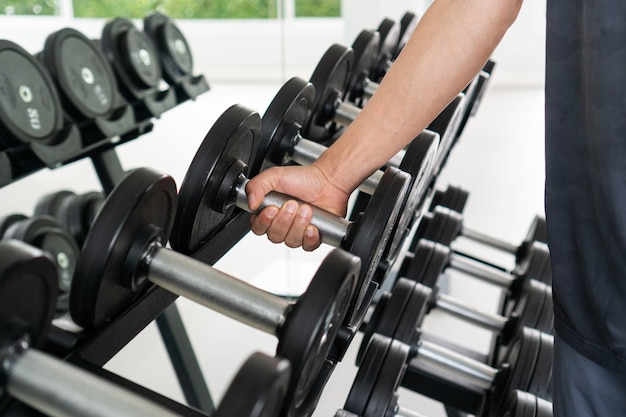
[2,0,340,18]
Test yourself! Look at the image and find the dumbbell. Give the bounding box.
[34,189,105,248]
[394,12,420,60]
[143,10,209,100]
[38,27,123,126]
[256,76,438,268]
[368,18,400,83]
[304,42,465,184]
[0,240,295,416]
[211,351,292,417]
[337,334,552,417]
[0,239,187,416]
[427,184,548,254]
[69,166,359,417]
[399,238,552,305]
[361,277,552,370]
[0,40,65,150]
[99,16,177,118]
[413,205,551,282]
[169,104,411,329]
[359,279,553,415]
[1,214,79,315]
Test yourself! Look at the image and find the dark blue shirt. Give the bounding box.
[545,0,626,371]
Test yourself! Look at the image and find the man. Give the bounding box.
[246,1,626,415]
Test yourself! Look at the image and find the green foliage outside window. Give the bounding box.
[2,0,340,18]
[2,0,56,15]
[295,0,339,17]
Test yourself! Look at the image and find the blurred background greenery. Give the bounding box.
[2,0,340,17]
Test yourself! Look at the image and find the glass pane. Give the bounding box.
[72,0,278,19]
[1,0,57,15]
[295,0,340,17]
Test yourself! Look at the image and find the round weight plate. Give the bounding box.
[42,28,117,120]
[429,184,469,214]
[345,334,390,415]
[500,390,535,417]
[440,207,464,247]
[305,43,354,142]
[277,249,358,414]
[493,327,542,416]
[357,291,390,365]
[0,240,57,348]
[534,285,554,335]
[257,76,315,176]
[59,191,105,248]
[364,337,411,417]
[34,190,76,218]
[4,216,79,314]
[345,166,410,327]
[213,352,291,417]
[371,18,399,81]
[385,131,439,262]
[430,95,465,174]
[0,40,63,146]
[101,17,162,95]
[423,206,453,246]
[513,279,547,332]
[398,238,435,283]
[526,215,548,244]
[0,213,28,237]
[345,29,379,105]
[144,12,193,83]
[393,281,431,346]
[526,331,553,401]
[170,105,258,254]
[395,12,419,58]
[70,168,177,330]
[515,242,551,285]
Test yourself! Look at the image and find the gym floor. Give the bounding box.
[0,80,545,416]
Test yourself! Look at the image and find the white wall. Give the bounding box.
[0,1,545,87]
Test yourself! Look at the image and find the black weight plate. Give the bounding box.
[344,166,410,327]
[494,327,542,416]
[0,40,63,146]
[345,334,390,415]
[393,281,431,346]
[34,190,76,218]
[144,11,193,84]
[59,191,105,248]
[429,184,469,214]
[170,105,258,254]
[429,95,465,174]
[371,18,399,81]
[500,390,535,417]
[0,239,57,348]
[42,28,117,120]
[257,76,315,176]
[364,337,411,417]
[526,215,548,244]
[534,285,554,334]
[213,352,291,417]
[345,29,379,105]
[364,278,414,349]
[4,216,79,313]
[357,291,390,365]
[439,207,464,247]
[423,206,453,245]
[278,248,358,414]
[385,130,439,262]
[527,331,553,401]
[515,241,551,285]
[0,213,28,237]
[306,43,354,142]
[70,168,177,330]
[101,17,162,95]
[395,12,419,58]
[398,238,435,283]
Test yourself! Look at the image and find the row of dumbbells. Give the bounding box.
[0,10,545,417]
[0,10,208,186]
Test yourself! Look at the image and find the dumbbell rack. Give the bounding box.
[0,20,234,415]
